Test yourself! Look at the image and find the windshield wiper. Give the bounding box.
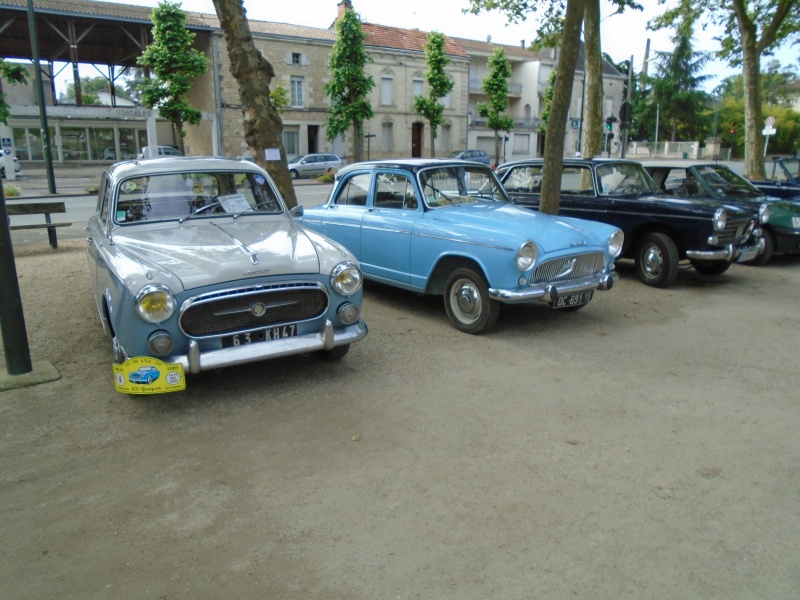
[233,200,280,219]
[179,201,224,223]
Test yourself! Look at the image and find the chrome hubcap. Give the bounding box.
[450,279,482,324]
[642,244,663,278]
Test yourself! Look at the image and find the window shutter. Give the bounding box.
[285,52,293,64]
[301,53,309,66]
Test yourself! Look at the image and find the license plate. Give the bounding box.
[221,324,298,348]
[738,248,759,263]
[553,291,593,309]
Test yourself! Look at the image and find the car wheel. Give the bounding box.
[635,232,679,287]
[741,229,774,266]
[443,268,500,334]
[317,345,350,361]
[290,169,299,180]
[690,260,731,276]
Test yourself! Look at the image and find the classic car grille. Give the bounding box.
[529,252,606,285]
[179,283,329,337]
[717,217,755,245]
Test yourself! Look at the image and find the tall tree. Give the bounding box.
[581,0,604,159]
[324,6,375,163]
[650,0,800,179]
[477,48,515,165]
[138,0,209,155]
[414,32,455,158]
[211,0,298,208]
[465,0,638,212]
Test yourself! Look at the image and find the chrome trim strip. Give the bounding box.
[489,273,616,304]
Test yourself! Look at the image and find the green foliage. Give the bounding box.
[414,32,454,156]
[0,59,28,124]
[324,7,375,158]
[270,85,290,113]
[2,182,21,197]
[137,0,209,142]
[476,48,515,134]
[715,60,800,106]
[538,69,557,135]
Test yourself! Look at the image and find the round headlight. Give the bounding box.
[331,262,363,296]
[134,284,176,323]
[758,203,770,224]
[515,241,538,271]
[713,208,727,232]
[608,229,624,258]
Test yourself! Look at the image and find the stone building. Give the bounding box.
[0,0,625,166]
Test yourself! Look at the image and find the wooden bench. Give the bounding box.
[6,201,73,249]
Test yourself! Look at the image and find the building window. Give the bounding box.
[513,133,530,154]
[442,92,451,109]
[283,130,299,156]
[291,77,304,108]
[285,52,308,65]
[439,124,451,153]
[381,122,393,152]
[380,76,393,105]
[412,78,424,98]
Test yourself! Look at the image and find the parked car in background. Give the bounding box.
[746,156,800,199]
[287,153,342,179]
[86,156,367,374]
[447,149,491,165]
[646,163,800,265]
[497,158,766,287]
[137,145,180,159]
[297,158,622,334]
[102,147,138,161]
[1,156,20,178]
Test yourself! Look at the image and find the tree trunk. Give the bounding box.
[733,0,766,179]
[430,129,436,158]
[352,119,363,163]
[211,0,298,208]
[582,0,603,159]
[494,132,502,167]
[539,0,586,215]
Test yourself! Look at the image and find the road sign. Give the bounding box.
[765,116,776,127]
[763,127,777,136]
[1,137,11,147]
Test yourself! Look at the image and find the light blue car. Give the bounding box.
[129,366,160,385]
[297,159,623,334]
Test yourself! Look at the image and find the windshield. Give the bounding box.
[418,165,508,207]
[780,159,799,180]
[596,163,658,195]
[695,165,762,197]
[113,170,284,224]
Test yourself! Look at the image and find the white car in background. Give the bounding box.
[287,153,342,179]
[138,145,180,159]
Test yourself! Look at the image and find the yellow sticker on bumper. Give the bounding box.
[113,357,186,394]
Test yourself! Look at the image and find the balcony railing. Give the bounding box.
[469,78,523,95]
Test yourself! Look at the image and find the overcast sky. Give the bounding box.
[74,0,798,92]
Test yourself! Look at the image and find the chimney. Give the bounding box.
[521,40,526,49]
[337,0,353,20]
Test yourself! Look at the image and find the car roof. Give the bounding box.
[336,158,493,178]
[499,157,644,169]
[105,156,267,180]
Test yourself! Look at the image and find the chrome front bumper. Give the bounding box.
[685,237,765,262]
[173,319,368,374]
[489,272,617,304]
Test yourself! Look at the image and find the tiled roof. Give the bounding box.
[450,36,544,61]
[361,22,469,58]
[247,21,336,42]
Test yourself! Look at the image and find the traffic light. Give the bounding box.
[729,129,735,135]
[606,117,613,131]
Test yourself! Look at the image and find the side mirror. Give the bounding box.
[290,205,304,218]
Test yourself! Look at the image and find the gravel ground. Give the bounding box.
[1,238,799,600]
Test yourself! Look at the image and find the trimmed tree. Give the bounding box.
[211,0,298,207]
[476,48,515,166]
[138,0,209,155]
[324,7,375,163]
[414,32,455,157]
[0,59,27,124]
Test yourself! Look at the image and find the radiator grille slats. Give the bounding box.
[180,284,328,337]
[529,252,605,284]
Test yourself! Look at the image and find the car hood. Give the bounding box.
[110,217,322,292]
[422,203,614,253]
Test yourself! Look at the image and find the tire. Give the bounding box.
[317,344,350,361]
[443,268,500,334]
[635,232,680,287]
[289,169,299,180]
[690,260,731,276]
[742,229,774,266]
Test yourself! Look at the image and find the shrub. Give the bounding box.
[2,183,21,197]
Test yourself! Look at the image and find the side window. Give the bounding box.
[561,167,593,194]
[334,173,371,206]
[504,167,542,193]
[374,173,418,210]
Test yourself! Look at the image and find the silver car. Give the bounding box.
[87,156,367,374]
[287,153,343,179]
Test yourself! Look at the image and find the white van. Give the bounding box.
[138,146,180,159]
